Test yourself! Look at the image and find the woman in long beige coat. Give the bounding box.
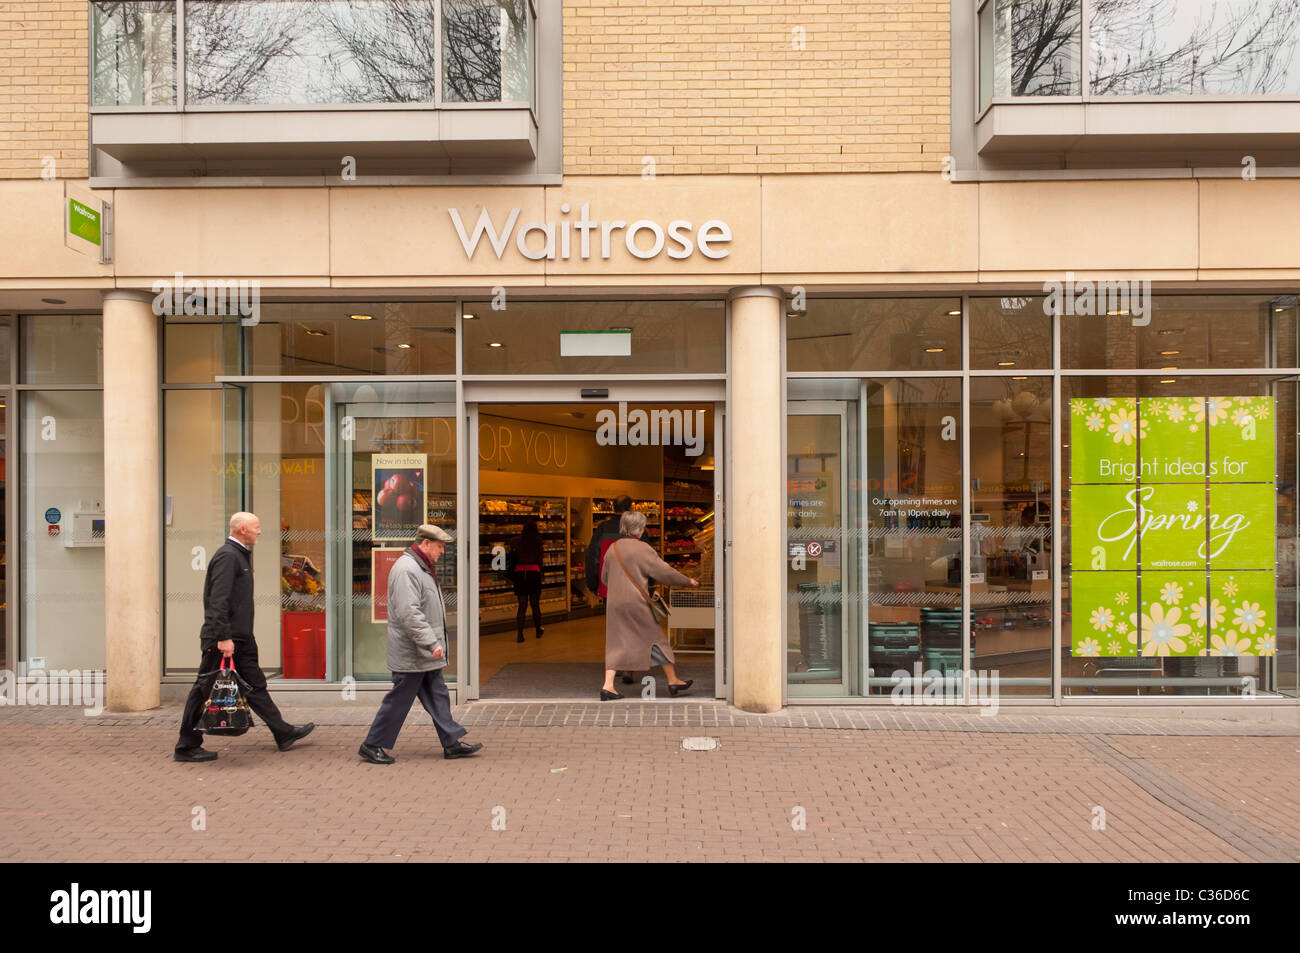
[599,510,699,699]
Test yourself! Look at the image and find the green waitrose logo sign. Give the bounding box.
[1069,396,1276,658]
[68,198,101,245]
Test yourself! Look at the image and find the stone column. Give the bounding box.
[102,290,161,711]
[728,286,785,712]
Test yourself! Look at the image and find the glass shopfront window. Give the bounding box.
[969,296,1051,370]
[19,316,105,672]
[462,299,724,375]
[163,389,227,673]
[786,377,964,698]
[971,376,1052,696]
[788,293,1300,702]
[247,303,457,376]
[1063,375,1298,698]
[788,298,962,373]
[21,390,106,671]
[1062,294,1297,371]
[23,315,103,385]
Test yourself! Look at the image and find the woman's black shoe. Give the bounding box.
[667,679,694,697]
[599,689,624,701]
[516,633,525,643]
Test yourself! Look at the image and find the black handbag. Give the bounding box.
[196,656,255,736]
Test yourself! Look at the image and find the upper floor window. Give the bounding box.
[979,0,1300,110]
[91,0,534,108]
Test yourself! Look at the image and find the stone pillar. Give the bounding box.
[728,286,785,712]
[102,290,161,711]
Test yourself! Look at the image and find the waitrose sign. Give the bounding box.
[449,204,732,262]
[1070,396,1277,659]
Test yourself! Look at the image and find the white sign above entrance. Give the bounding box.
[449,203,732,262]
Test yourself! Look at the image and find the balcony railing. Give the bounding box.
[978,0,1300,112]
[91,0,535,110]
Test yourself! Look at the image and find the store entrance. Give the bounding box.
[469,401,722,700]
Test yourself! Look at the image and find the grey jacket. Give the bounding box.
[386,548,448,673]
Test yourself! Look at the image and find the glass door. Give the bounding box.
[786,399,860,696]
[333,398,458,682]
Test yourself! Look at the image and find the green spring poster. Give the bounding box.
[1069,396,1276,658]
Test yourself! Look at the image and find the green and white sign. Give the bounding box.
[68,198,101,245]
[1069,396,1275,658]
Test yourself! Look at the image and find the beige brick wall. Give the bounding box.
[562,0,951,175]
[0,1,951,180]
[0,0,88,179]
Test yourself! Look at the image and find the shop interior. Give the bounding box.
[476,403,716,698]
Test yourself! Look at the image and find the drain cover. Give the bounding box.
[681,736,719,751]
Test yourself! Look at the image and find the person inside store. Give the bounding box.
[358,524,482,765]
[586,495,635,683]
[173,512,316,762]
[510,519,545,643]
[1013,501,1050,580]
[599,510,700,700]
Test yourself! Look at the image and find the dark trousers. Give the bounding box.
[515,571,542,635]
[364,669,466,751]
[175,640,293,751]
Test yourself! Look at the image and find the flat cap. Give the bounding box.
[415,523,454,543]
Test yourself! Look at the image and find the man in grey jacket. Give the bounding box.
[358,524,482,765]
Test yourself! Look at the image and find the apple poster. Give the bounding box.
[372,453,428,542]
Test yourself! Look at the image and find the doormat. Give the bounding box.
[481,661,715,700]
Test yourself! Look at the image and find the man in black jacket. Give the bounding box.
[174,512,315,762]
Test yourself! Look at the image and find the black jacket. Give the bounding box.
[200,539,255,645]
[584,515,623,591]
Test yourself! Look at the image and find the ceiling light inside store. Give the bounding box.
[925,347,944,353]
[463,312,477,320]
[947,310,961,316]
[1161,366,1177,370]
[1107,309,1130,316]
[350,314,373,321]
[302,327,328,337]
[1160,379,1176,384]
[396,343,412,349]
[488,342,504,348]
[1159,350,1179,355]
[997,361,1016,366]
[1157,328,1183,335]
[1012,376,1028,380]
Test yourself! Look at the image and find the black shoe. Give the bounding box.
[444,740,483,759]
[620,672,634,685]
[277,723,316,751]
[516,633,525,643]
[599,689,624,701]
[667,679,694,697]
[173,746,217,763]
[536,627,544,638]
[358,743,395,765]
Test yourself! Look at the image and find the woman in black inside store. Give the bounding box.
[510,519,545,643]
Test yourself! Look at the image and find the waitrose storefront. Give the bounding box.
[1,176,1297,711]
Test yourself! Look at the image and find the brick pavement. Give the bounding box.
[1,701,1298,862]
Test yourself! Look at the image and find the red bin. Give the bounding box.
[281,611,326,679]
